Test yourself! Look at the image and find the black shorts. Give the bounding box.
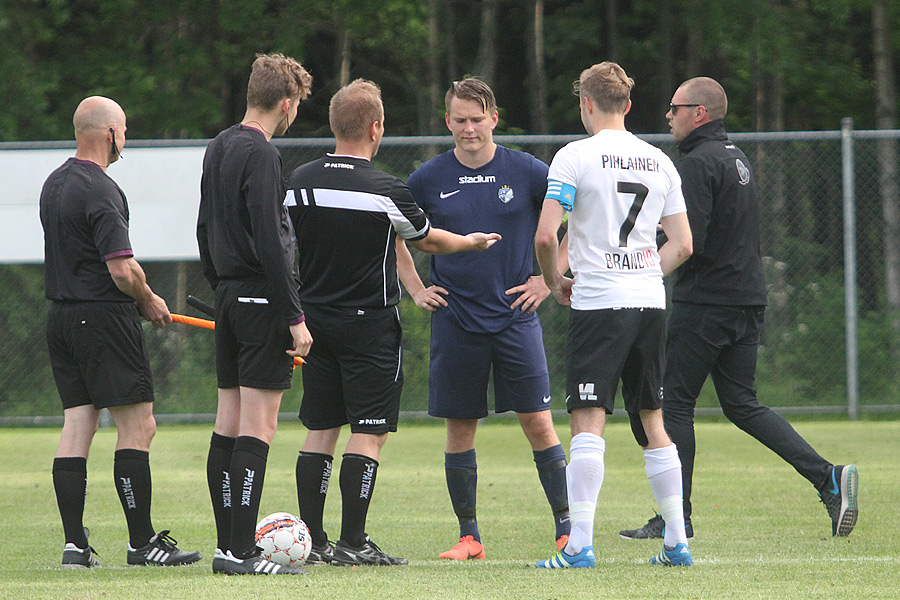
[215,280,295,390]
[47,301,154,410]
[299,304,402,435]
[565,307,666,415]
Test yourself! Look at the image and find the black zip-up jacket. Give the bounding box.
[671,120,767,306]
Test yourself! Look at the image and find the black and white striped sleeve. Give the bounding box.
[386,182,430,241]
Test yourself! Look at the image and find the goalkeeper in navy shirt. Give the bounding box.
[399,78,570,560]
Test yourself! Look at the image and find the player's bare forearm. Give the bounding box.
[107,256,172,326]
[535,230,560,291]
[535,236,573,306]
[557,231,570,275]
[396,238,426,296]
[410,228,501,254]
[397,237,448,311]
[659,212,693,276]
[535,197,566,295]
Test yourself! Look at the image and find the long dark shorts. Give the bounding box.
[564,307,665,415]
[47,301,154,410]
[215,280,295,390]
[299,304,403,435]
[427,310,551,420]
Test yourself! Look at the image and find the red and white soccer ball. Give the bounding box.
[254,512,312,566]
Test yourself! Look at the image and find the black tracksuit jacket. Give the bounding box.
[671,120,768,307]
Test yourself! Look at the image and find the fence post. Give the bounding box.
[841,118,859,420]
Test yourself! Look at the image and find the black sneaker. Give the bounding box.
[62,527,100,569]
[211,548,227,574]
[819,464,859,536]
[306,540,335,565]
[332,535,408,566]
[213,547,307,575]
[127,530,202,566]
[619,513,694,540]
[619,513,664,539]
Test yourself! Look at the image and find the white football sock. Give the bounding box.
[644,444,687,547]
[565,432,605,554]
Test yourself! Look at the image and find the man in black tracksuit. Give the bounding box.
[619,77,859,541]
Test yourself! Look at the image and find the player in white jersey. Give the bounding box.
[534,62,694,569]
[553,130,681,310]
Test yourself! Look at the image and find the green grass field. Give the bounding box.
[0,418,895,600]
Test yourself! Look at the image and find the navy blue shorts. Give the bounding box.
[428,309,551,419]
[565,307,665,415]
[214,280,295,390]
[47,301,154,410]
[299,304,403,435]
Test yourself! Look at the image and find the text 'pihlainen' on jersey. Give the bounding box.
[599,155,660,172]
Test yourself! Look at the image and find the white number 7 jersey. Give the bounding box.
[547,129,686,310]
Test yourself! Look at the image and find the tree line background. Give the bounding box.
[2,0,900,418]
[1,0,897,141]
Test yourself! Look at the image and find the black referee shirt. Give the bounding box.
[40,158,134,302]
[198,124,304,323]
[286,154,430,309]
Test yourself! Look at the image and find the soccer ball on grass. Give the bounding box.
[254,512,312,565]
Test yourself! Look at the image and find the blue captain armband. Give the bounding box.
[545,179,576,212]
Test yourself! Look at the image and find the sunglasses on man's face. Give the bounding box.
[669,103,701,114]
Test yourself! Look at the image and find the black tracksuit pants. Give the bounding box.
[662,302,832,522]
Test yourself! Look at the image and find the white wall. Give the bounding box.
[0,146,206,262]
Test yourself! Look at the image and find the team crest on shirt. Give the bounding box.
[736,159,751,185]
[498,185,514,203]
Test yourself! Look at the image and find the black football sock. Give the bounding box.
[445,449,479,541]
[296,451,333,547]
[207,432,236,552]
[338,453,378,548]
[229,436,269,559]
[533,444,571,540]
[114,448,155,549]
[52,456,90,548]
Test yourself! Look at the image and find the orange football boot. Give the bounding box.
[439,535,485,560]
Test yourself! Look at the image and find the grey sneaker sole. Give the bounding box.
[836,465,859,536]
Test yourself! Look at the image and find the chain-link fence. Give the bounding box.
[2,128,898,422]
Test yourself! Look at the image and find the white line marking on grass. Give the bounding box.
[410,555,900,568]
[689,556,899,566]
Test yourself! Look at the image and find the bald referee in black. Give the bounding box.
[42,96,201,569]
